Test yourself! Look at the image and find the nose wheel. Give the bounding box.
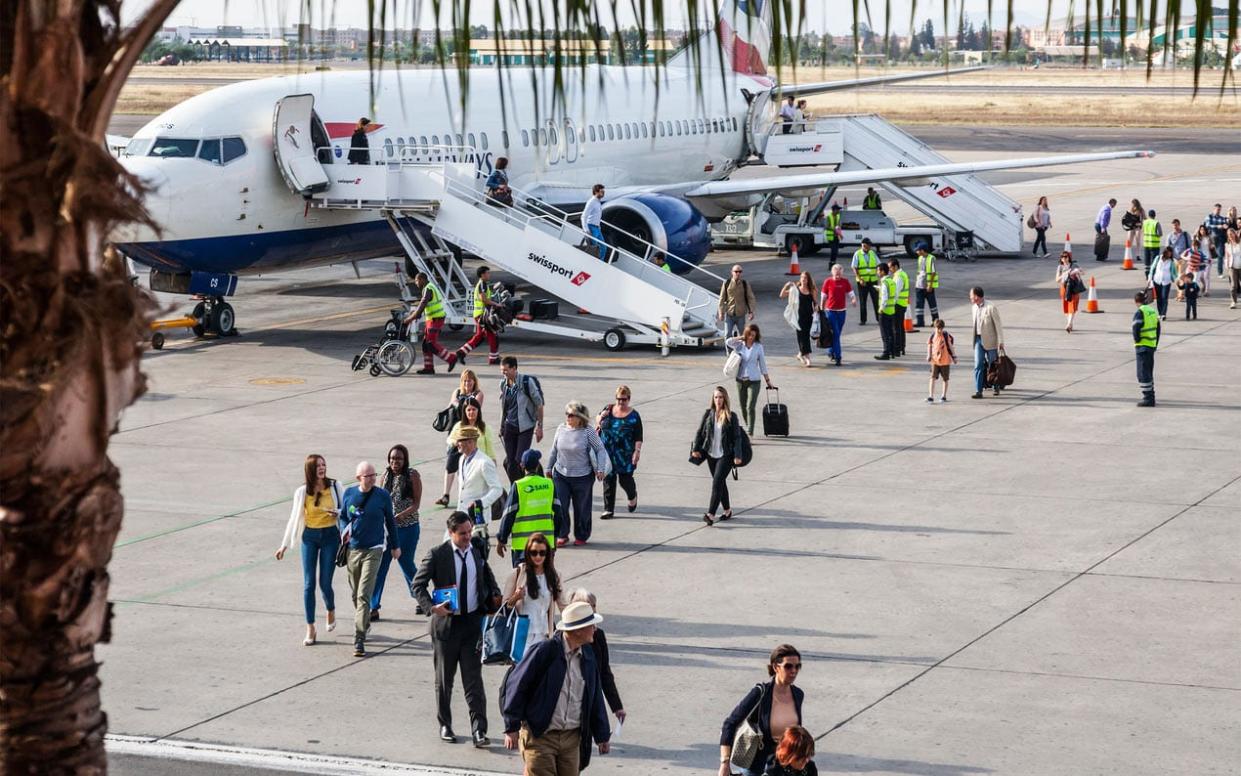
[191,297,238,338]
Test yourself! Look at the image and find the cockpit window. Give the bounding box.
[149,138,200,158]
[125,138,153,157]
[198,139,222,163]
[221,137,246,163]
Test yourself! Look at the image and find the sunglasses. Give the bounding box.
[526,549,548,557]
[779,662,802,671]
[615,396,630,401]
[732,269,743,274]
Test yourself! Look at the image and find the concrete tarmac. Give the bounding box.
[104,140,1239,776]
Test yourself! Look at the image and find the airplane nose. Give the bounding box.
[112,161,170,243]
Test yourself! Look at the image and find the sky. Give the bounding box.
[123,0,1178,35]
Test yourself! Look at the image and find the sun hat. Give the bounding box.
[449,425,481,443]
[564,401,591,424]
[556,601,603,631]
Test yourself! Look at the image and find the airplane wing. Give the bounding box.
[684,150,1154,198]
[773,66,989,98]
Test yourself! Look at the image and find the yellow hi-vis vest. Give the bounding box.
[919,253,939,289]
[509,475,556,552]
[472,280,490,318]
[1135,305,1159,349]
[854,249,878,283]
[1142,219,1161,248]
[423,281,446,320]
[824,211,841,242]
[880,276,897,315]
[863,192,881,209]
[894,269,910,306]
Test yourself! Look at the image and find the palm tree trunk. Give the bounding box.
[1,1,176,771]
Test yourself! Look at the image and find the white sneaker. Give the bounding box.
[1231,302,1237,309]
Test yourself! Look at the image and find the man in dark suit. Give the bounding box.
[412,511,501,747]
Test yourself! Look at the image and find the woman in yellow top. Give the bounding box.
[277,454,344,646]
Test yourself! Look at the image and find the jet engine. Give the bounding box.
[601,193,712,275]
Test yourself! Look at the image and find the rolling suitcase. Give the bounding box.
[761,388,789,437]
[1094,231,1111,260]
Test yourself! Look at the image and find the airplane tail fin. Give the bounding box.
[669,0,773,82]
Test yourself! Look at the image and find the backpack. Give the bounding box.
[522,374,542,404]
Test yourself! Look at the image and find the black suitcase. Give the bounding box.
[761,388,789,437]
[1094,232,1110,260]
[529,299,559,320]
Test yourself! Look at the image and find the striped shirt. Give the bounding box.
[547,424,611,478]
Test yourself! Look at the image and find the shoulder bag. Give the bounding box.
[432,402,460,432]
[729,682,768,771]
[723,348,742,379]
[782,291,799,330]
[334,488,375,567]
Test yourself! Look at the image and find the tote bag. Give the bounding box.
[729,683,767,770]
[484,605,530,665]
[723,349,742,379]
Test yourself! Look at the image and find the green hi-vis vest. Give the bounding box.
[854,249,879,282]
[863,193,881,209]
[919,253,939,289]
[424,281,446,320]
[1135,304,1159,349]
[472,280,490,318]
[894,269,910,306]
[880,276,897,315]
[824,211,841,242]
[510,475,556,552]
[1142,219,1161,248]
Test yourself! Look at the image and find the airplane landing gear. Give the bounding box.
[191,297,238,338]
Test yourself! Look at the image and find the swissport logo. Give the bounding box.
[527,251,582,282]
[937,186,957,199]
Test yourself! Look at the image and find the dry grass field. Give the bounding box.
[119,62,1239,126]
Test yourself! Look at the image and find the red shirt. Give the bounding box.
[821,277,854,310]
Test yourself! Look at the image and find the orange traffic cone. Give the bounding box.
[1084,275,1103,313]
[786,242,801,275]
[904,304,918,332]
[1121,238,1136,270]
[1064,233,1072,256]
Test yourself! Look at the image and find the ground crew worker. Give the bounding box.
[889,258,910,356]
[863,187,882,210]
[403,272,459,375]
[914,244,940,327]
[851,238,880,325]
[873,263,898,360]
[653,254,672,273]
[824,203,843,266]
[1142,209,1163,271]
[496,450,563,565]
[1132,291,1161,407]
[456,266,502,366]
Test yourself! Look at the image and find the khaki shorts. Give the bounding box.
[931,364,951,380]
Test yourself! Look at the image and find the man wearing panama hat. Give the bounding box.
[502,600,612,774]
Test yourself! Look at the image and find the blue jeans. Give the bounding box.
[826,309,846,360]
[370,522,420,610]
[588,224,607,261]
[973,338,998,394]
[300,526,340,624]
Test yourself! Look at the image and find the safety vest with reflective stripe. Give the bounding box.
[854,249,879,283]
[472,280,490,318]
[880,276,897,315]
[863,193,881,209]
[824,211,841,242]
[424,281,446,320]
[509,475,556,552]
[894,269,910,306]
[919,253,939,289]
[1142,219,1161,248]
[1135,305,1159,349]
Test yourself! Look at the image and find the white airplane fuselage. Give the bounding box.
[116,64,767,276]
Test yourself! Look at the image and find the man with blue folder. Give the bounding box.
[412,511,502,747]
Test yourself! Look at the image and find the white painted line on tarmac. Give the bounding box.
[106,735,511,776]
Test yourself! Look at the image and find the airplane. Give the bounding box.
[113,0,1151,339]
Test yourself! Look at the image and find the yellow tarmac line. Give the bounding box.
[259,303,394,331]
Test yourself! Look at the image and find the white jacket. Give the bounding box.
[280,480,345,550]
[457,449,504,510]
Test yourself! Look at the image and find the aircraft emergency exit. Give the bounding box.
[112,0,1152,338]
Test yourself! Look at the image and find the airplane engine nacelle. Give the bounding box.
[601,194,712,275]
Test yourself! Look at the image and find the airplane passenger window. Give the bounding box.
[432,134,440,146]
[607,124,614,140]
[148,138,199,158]
[197,138,222,163]
[579,128,585,143]
[384,138,394,157]
[221,137,246,163]
[396,137,406,157]
[648,121,655,136]
[623,124,631,140]
[657,123,664,137]
[732,117,739,130]
[549,127,558,145]
[640,123,647,138]
[468,132,476,150]
[521,130,529,147]
[420,135,428,147]
[589,126,596,142]
[456,133,464,145]
[480,132,488,150]
[539,128,547,146]
[501,130,510,149]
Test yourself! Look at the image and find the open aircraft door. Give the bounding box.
[273,94,330,195]
[742,89,775,158]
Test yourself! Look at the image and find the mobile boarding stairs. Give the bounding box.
[762,114,1025,256]
[273,100,723,353]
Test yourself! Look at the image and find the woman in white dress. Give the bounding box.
[501,532,566,648]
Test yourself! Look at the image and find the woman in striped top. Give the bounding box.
[548,401,611,546]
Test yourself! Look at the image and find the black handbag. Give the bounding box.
[433,403,460,433]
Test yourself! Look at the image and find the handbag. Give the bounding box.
[808,310,821,339]
[1068,274,1087,296]
[723,349,742,379]
[1026,213,1037,229]
[782,292,799,330]
[729,683,767,770]
[432,403,460,433]
[815,311,833,349]
[483,605,520,664]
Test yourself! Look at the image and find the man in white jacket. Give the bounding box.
[453,425,504,528]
